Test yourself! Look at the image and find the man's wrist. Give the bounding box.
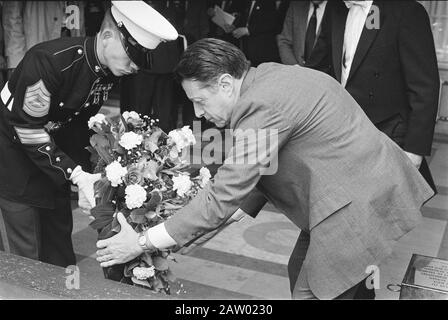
[147,223,177,249]
[138,231,157,253]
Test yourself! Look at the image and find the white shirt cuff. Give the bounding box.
[146,223,177,249]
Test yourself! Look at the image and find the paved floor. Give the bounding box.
[67,106,448,299]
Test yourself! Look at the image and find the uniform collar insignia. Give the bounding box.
[85,36,110,78]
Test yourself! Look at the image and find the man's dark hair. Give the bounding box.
[174,38,251,86]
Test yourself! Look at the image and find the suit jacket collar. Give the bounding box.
[229,67,257,129]
[332,2,348,83]
[240,67,257,97]
[332,1,385,83]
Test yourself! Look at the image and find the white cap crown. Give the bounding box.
[111,0,178,50]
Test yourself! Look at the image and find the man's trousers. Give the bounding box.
[0,196,76,268]
[288,231,375,300]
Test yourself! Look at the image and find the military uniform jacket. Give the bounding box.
[0,36,116,209]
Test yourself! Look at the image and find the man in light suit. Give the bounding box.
[277,0,328,66]
[96,38,434,299]
[2,1,86,70]
[307,0,440,192]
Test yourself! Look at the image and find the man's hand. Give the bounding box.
[70,166,101,213]
[207,7,216,17]
[7,68,14,80]
[0,56,7,70]
[96,212,143,267]
[222,23,236,34]
[404,151,423,168]
[232,27,249,39]
[175,208,247,255]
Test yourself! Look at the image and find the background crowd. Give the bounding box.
[0,0,445,135]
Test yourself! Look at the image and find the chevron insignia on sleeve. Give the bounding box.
[14,127,51,145]
[23,79,51,117]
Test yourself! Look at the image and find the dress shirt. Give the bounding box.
[341,1,373,87]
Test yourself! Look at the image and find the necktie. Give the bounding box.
[304,3,319,62]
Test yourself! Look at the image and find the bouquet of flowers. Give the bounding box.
[86,111,211,294]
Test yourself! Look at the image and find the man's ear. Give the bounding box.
[99,29,115,47]
[218,74,234,95]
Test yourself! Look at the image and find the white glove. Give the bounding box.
[70,165,101,212]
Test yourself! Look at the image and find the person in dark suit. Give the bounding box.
[96,38,434,299]
[307,0,440,191]
[120,0,186,132]
[278,1,329,66]
[230,0,283,67]
[206,0,247,47]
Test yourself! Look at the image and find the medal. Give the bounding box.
[44,121,62,133]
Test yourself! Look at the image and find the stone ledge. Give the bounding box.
[0,251,167,300]
[0,251,253,300]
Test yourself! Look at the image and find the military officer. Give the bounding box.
[0,1,178,267]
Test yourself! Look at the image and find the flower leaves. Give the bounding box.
[94,177,116,204]
[129,207,148,224]
[123,259,141,278]
[145,190,162,211]
[143,127,163,153]
[89,202,116,231]
[142,160,160,180]
[90,134,114,164]
[131,276,152,288]
[153,256,169,271]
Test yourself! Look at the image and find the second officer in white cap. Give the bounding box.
[0,1,177,268]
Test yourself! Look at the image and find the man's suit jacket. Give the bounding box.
[240,0,282,66]
[308,1,440,158]
[165,63,434,299]
[207,0,247,47]
[277,1,328,66]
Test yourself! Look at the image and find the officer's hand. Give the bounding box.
[7,68,14,80]
[70,166,101,211]
[207,7,216,17]
[0,56,6,70]
[223,23,236,34]
[232,27,249,39]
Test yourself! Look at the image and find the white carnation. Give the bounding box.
[125,184,147,209]
[122,111,141,121]
[119,131,143,150]
[132,266,155,280]
[172,174,192,197]
[105,161,127,187]
[168,126,196,152]
[199,167,211,187]
[181,126,196,145]
[88,113,107,129]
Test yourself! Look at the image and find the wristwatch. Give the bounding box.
[138,231,156,252]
